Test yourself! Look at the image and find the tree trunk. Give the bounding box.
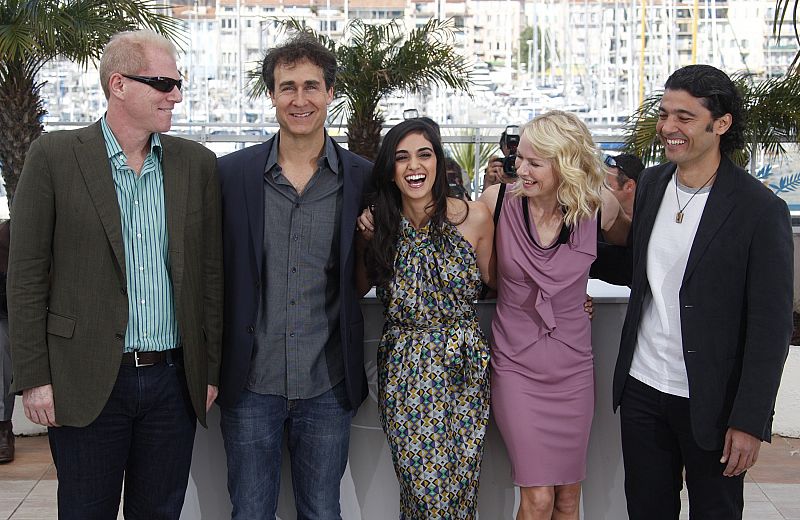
[347,111,384,162]
[0,68,46,209]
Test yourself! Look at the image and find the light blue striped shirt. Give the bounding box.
[101,116,180,353]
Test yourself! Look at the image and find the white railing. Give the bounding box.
[42,120,628,200]
[40,121,800,219]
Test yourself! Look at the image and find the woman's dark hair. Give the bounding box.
[445,158,469,200]
[663,64,745,155]
[261,32,337,94]
[365,118,457,286]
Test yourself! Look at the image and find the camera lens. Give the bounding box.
[502,154,517,177]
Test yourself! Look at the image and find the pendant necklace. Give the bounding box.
[674,171,716,223]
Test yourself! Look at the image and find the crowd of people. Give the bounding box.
[1,28,793,520]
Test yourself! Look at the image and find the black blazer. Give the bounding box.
[611,155,793,450]
[216,135,373,410]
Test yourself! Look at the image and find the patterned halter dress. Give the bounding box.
[377,216,490,520]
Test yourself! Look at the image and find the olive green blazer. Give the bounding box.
[8,121,223,427]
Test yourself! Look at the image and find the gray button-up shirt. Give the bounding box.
[247,133,344,399]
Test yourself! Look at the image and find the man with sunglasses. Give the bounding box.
[604,153,644,218]
[8,30,222,519]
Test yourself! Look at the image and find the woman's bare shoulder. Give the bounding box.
[477,183,501,217]
[466,200,492,226]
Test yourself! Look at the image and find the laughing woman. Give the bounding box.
[479,110,628,520]
[358,118,495,519]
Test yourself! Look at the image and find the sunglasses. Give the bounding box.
[122,74,182,93]
[604,155,625,175]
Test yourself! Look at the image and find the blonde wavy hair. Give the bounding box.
[510,110,604,226]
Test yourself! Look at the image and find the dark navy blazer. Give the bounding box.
[216,136,373,410]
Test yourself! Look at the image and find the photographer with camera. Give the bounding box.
[481,156,505,192]
[479,126,520,192]
[500,126,520,173]
[496,126,521,185]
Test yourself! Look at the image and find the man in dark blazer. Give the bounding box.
[611,65,792,519]
[216,33,372,519]
[8,30,223,519]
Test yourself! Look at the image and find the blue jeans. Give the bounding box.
[220,382,353,520]
[48,355,197,520]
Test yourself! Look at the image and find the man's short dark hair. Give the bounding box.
[663,64,745,156]
[261,32,337,94]
[613,153,645,184]
[416,116,441,137]
[499,130,507,147]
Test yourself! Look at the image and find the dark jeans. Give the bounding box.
[620,376,744,520]
[220,382,353,520]
[0,316,11,421]
[48,355,197,520]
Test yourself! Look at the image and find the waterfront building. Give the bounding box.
[36,0,798,133]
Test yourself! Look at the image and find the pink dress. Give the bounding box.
[491,194,597,487]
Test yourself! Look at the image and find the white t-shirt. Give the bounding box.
[629,175,712,398]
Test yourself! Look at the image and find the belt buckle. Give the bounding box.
[133,351,154,368]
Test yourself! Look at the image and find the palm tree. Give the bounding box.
[773,0,800,73]
[0,0,183,207]
[623,73,800,174]
[446,132,498,182]
[251,18,472,160]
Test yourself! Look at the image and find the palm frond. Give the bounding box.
[772,0,800,73]
[0,0,184,207]
[245,60,266,101]
[446,131,499,181]
[247,17,472,159]
[754,164,773,180]
[770,172,800,193]
[0,0,184,69]
[742,73,800,144]
[622,90,664,165]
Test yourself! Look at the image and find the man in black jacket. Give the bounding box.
[612,65,792,519]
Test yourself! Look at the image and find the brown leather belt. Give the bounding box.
[121,348,181,368]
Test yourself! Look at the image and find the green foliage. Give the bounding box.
[0,0,183,206]
[519,25,550,71]
[519,26,533,68]
[739,73,800,159]
[622,91,663,166]
[772,0,800,73]
[0,0,183,83]
[446,132,499,182]
[249,18,472,160]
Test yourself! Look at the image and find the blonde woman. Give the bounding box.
[479,111,628,520]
